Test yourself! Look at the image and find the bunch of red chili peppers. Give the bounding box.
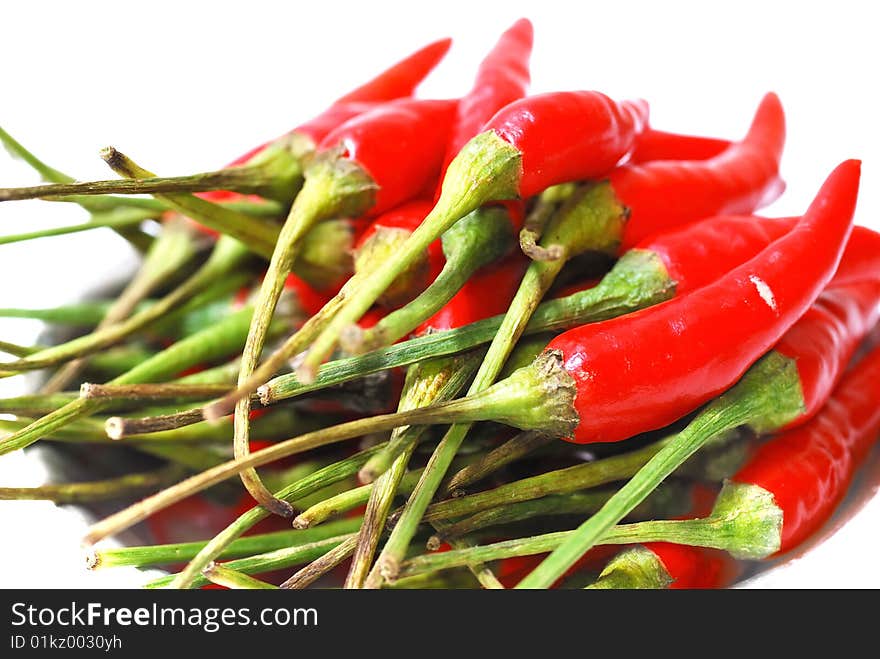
[1,17,878,590]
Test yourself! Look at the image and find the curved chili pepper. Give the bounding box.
[299,90,648,380]
[732,339,880,553]
[439,18,533,180]
[629,128,731,164]
[546,160,856,444]
[521,200,880,587]
[348,19,532,350]
[612,93,786,249]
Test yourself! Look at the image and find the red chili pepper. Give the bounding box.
[490,93,649,199]
[545,160,856,444]
[774,282,880,428]
[439,18,533,181]
[629,128,731,164]
[832,225,880,286]
[732,339,880,553]
[517,208,873,587]
[299,90,648,378]
[339,21,532,351]
[613,93,786,249]
[316,98,458,215]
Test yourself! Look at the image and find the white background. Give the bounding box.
[1,0,879,587]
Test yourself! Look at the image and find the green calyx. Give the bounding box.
[293,131,519,379]
[241,132,313,202]
[586,546,673,590]
[460,350,579,438]
[302,148,378,220]
[698,480,783,560]
[440,205,515,263]
[521,181,627,262]
[438,130,523,216]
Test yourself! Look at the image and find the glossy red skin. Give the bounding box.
[488,92,649,198]
[775,283,880,428]
[648,219,879,294]
[629,129,732,164]
[418,253,528,333]
[318,98,458,215]
[645,215,793,292]
[733,342,880,554]
[832,226,880,286]
[647,543,740,589]
[613,93,786,250]
[550,160,859,444]
[440,18,532,177]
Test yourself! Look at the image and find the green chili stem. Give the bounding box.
[0,341,37,358]
[345,447,417,588]
[1,137,303,205]
[41,217,199,393]
[366,251,568,583]
[0,464,184,504]
[434,490,616,544]
[401,480,783,580]
[147,534,356,589]
[0,302,281,455]
[433,482,690,546]
[360,352,483,483]
[0,302,118,326]
[343,353,483,588]
[0,125,154,251]
[165,446,383,589]
[516,352,804,588]
[445,431,552,495]
[81,382,232,402]
[103,148,282,259]
[281,536,359,589]
[83,353,582,547]
[425,439,671,524]
[230,155,375,516]
[0,237,251,376]
[201,275,360,423]
[91,519,362,570]
[0,208,156,246]
[202,563,279,589]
